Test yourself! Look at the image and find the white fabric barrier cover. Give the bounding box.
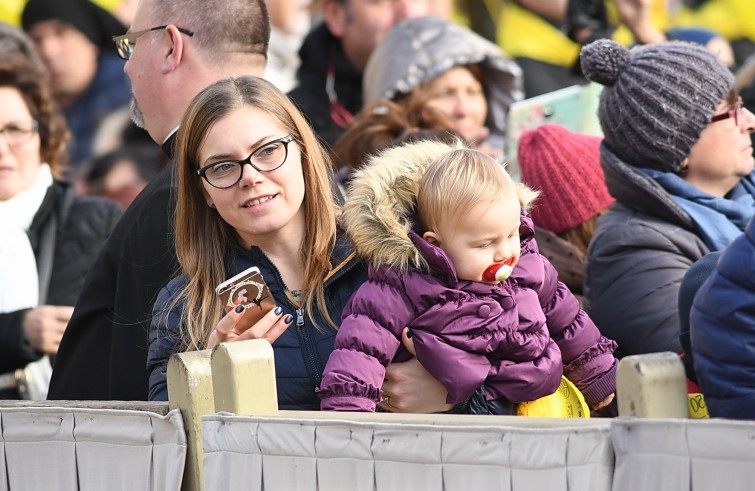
[203,414,613,491]
[0,407,186,491]
[611,418,755,491]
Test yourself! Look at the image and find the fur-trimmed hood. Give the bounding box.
[363,16,523,153]
[342,140,538,273]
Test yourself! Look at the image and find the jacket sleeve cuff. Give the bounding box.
[0,309,41,372]
[320,395,377,412]
[579,361,618,407]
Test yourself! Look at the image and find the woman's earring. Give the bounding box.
[209,203,216,209]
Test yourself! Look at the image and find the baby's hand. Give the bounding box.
[592,392,615,411]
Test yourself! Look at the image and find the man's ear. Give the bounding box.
[321,0,347,37]
[423,231,440,246]
[160,24,185,74]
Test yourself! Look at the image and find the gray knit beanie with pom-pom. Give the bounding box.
[580,39,734,173]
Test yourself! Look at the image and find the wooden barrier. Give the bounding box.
[166,345,755,491]
[617,352,689,418]
[211,339,278,416]
[168,350,214,491]
[201,339,612,490]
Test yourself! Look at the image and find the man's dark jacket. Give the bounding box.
[47,139,176,400]
[287,23,363,148]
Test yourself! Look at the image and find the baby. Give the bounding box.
[317,140,617,413]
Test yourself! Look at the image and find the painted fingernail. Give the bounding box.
[274,306,282,315]
[284,314,293,324]
[235,304,244,313]
[406,329,413,339]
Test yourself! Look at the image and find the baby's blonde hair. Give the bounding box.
[418,149,538,233]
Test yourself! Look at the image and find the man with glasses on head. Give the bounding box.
[47,0,272,401]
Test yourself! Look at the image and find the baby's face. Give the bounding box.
[429,193,521,283]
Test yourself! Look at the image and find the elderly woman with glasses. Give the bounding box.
[0,52,122,399]
[146,76,467,413]
[579,39,755,360]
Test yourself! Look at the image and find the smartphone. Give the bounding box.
[216,266,276,333]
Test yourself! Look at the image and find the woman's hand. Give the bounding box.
[379,327,454,413]
[613,0,665,44]
[22,305,73,354]
[592,392,615,411]
[206,305,293,349]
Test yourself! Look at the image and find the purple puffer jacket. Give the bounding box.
[317,140,617,412]
[318,214,617,411]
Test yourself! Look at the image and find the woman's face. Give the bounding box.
[198,105,306,249]
[422,65,488,142]
[685,96,755,196]
[0,87,42,201]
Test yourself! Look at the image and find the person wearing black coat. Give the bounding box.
[0,54,122,399]
[287,23,363,149]
[46,0,273,400]
[287,0,435,148]
[580,40,755,358]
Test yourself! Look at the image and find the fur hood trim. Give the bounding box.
[343,140,538,273]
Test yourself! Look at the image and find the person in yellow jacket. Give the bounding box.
[461,0,737,97]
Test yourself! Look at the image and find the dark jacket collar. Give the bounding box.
[601,141,695,230]
[161,130,178,159]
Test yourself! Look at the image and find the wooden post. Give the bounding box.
[211,339,278,416]
[617,352,689,418]
[167,350,214,491]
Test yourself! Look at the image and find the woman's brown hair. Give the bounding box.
[170,76,338,351]
[0,53,69,175]
[331,99,458,176]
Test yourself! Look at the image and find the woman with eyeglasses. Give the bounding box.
[0,53,122,399]
[146,76,459,413]
[579,39,755,360]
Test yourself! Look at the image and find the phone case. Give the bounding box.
[216,266,276,333]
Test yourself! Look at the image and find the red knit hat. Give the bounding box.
[518,124,614,234]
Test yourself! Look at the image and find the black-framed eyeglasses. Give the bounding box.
[112,25,194,61]
[197,136,294,189]
[711,97,743,127]
[0,121,38,147]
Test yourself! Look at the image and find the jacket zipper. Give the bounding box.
[259,253,322,389]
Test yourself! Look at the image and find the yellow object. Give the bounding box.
[489,0,674,69]
[688,392,710,419]
[673,0,755,42]
[92,0,122,11]
[0,0,125,29]
[497,2,581,68]
[516,376,590,418]
[0,0,25,27]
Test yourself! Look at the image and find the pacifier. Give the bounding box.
[482,257,515,283]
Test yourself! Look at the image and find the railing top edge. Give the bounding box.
[203,410,612,429]
[0,400,171,415]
